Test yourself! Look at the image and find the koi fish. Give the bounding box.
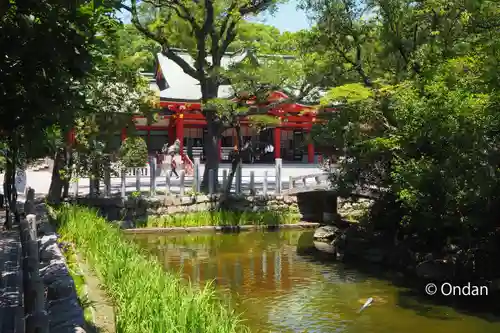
[358,297,373,313]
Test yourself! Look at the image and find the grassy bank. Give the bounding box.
[59,242,94,323]
[142,210,300,228]
[53,205,248,333]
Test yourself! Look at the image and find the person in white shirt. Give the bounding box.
[264,144,274,154]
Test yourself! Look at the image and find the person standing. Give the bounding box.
[170,156,179,178]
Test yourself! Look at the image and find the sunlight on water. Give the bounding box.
[131,230,500,333]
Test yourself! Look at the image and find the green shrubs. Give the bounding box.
[144,210,300,228]
[54,205,248,333]
[119,136,148,168]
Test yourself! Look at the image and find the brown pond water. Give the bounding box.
[130,230,500,333]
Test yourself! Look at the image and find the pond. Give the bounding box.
[131,230,500,333]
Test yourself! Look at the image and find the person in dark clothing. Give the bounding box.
[170,156,179,178]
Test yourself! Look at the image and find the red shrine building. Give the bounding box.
[125,50,323,163]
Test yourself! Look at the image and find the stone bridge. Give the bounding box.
[284,173,382,223]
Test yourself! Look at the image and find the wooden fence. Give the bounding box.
[72,157,331,198]
[19,214,48,333]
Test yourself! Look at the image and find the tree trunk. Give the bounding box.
[47,149,66,205]
[201,110,220,192]
[62,147,72,199]
[90,159,100,197]
[224,126,243,195]
[3,156,13,229]
[4,141,19,228]
[217,126,244,210]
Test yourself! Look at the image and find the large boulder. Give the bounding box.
[313,240,337,254]
[296,231,315,255]
[313,225,341,242]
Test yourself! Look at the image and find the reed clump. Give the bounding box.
[54,205,248,333]
[144,210,300,228]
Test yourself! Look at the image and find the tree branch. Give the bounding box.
[162,48,200,79]
[128,0,199,80]
[163,0,201,31]
[220,19,238,56]
[204,0,220,68]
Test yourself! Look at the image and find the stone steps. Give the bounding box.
[0,229,24,333]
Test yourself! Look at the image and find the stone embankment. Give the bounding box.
[28,194,88,333]
[74,194,302,227]
[0,228,23,333]
[38,226,87,332]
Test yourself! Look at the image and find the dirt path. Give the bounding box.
[75,254,116,333]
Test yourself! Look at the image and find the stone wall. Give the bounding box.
[75,194,301,226]
[74,193,374,227]
[29,201,88,333]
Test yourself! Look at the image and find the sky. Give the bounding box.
[254,1,311,32]
[118,1,311,33]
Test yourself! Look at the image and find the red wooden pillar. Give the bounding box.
[121,128,127,142]
[68,128,76,146]
[168,118,175,145]
[274,127,281,159]
[307,141,315,163]
[307,126,314,163]
[176,113,184,152]
[218,139,222,162]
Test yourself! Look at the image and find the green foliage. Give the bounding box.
[119,137,148,168]
[143,210,300,228]
[54,205,248,333]
[115,24,161,72]
[321,83,373,104]
[306,0,500,254]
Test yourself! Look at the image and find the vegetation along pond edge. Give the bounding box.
[122,222,321,234]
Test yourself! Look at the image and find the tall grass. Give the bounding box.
[60,242,94,323]
[144,210,300,228]
[54,205,248,333]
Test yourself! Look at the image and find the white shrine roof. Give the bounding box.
[155,49,296,101]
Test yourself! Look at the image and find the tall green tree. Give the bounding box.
[0,0,113,219]
[46,17,157,202]
[305,0,500,263]
[122,0,281,190]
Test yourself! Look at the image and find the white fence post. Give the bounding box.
[104,169,111,197]
[179,170,185,196]
[289,176,294,191]
[193,157,201,193]
[73,177,79,197]
[121,169,126,198]
[165,167,171,195]
[135,168,141,192]
[263,170,268,195]
[150,157,157,196]
[275,158,282,195]
[89,177,94,197]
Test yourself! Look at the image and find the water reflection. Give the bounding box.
[132,230,500,333]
